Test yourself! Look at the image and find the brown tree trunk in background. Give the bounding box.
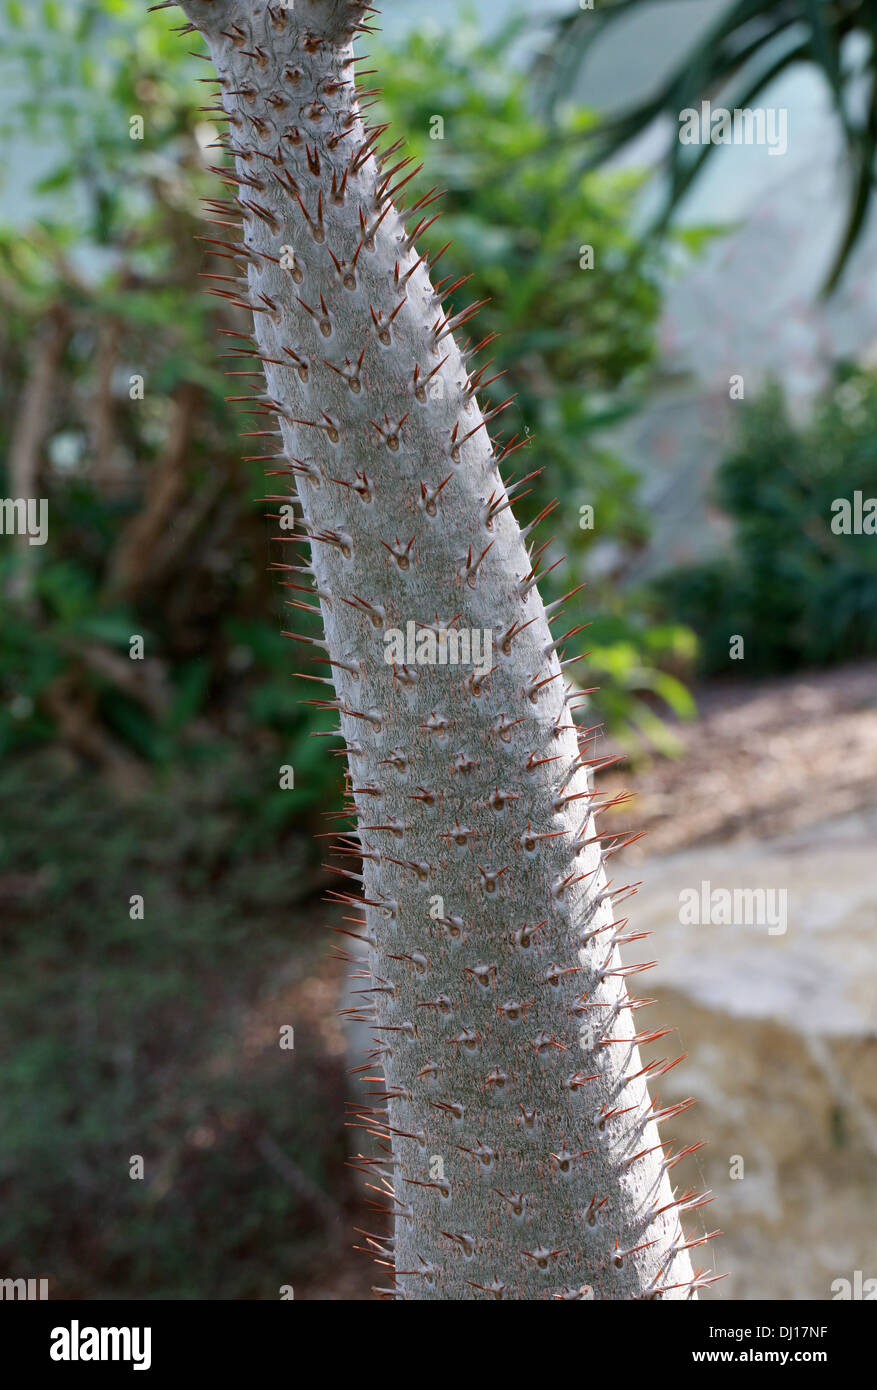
[108,381,201,600]
[6,304,70,609]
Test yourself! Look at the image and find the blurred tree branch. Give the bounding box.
[6,303,71,610]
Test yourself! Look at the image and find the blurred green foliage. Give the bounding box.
[0,0,335,813]
[0,0,330,815]
[656,368,877,675]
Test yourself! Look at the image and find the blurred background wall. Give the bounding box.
[1,0,875,1299]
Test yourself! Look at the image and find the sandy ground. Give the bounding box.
[601,662,877,1300]
[601,661,877,857]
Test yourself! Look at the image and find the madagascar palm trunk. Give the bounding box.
[173,0,710,1299]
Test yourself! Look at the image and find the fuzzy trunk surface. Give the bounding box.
[174,0,710,1299]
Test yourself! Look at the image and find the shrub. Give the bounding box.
[656,370,877,675]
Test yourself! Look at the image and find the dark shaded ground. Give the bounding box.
[0,751,374,1301]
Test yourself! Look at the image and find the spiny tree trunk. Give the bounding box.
[171,0,713,1299]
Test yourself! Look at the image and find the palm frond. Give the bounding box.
[537,0,877,292]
